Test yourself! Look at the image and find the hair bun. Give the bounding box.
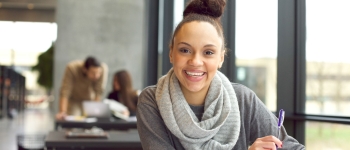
[183,0,226,19]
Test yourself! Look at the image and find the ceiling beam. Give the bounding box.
[0,0,56,22]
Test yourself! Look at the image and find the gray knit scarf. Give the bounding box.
[156,68,240,150]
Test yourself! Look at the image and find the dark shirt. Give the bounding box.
[188,104,204,121]
[107,90,137,116]
[107,91,120,102]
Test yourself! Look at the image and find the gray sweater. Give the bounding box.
[136,83,305,150]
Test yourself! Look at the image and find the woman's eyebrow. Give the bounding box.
[178,42,217,48]
[204,44,217,48]
[178,42,191,47]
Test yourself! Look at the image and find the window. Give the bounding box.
[236,0,278,111]
[305,0,350,116]
[306,121,350,149]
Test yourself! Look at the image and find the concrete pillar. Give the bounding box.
[54,0,145,114]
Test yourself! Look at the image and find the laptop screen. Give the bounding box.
[82,101,111,118]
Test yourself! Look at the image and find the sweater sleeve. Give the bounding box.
[59,65,73,100]
[233,84,305,150]
[136,86,177,150]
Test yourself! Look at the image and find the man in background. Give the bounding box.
[56,56,108,119]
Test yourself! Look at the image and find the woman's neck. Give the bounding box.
[181,86,208,106]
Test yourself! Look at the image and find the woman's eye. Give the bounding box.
[205,51,214,55]
[180,49,190,53]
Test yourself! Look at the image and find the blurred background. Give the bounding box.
[0,0,349,150]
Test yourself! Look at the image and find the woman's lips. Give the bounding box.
[183,70,206,82]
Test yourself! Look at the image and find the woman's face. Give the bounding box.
[170,21,224,94]
[114,77,120,91]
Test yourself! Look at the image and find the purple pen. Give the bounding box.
[276,109,285,149]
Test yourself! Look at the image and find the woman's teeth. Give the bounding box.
[185,71,204,76]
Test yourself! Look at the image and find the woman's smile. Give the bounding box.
[183,70,206,82]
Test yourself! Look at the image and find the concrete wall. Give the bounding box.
[53,0,145,113]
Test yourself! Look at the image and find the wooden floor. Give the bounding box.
[0,107,54,150]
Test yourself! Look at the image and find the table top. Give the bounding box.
[45,129,142,149]
[55,117,137,130]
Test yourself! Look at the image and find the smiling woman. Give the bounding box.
[170,21,224,105]
[136,0,304,150]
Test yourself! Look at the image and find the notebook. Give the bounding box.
[82,101,111,118]
[66,128,108,139]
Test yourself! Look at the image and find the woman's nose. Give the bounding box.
[188,54,203,66]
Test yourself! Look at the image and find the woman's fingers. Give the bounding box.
[255,141,277,149]
[249,135,282,150]
[259,136,282,148]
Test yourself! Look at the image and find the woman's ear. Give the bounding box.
[169,49,173,64]
[219,50,225,68]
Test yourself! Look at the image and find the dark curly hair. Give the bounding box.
[84,56,101,69]
[169,0,226,51]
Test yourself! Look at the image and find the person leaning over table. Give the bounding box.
[136,0,305,149]
[56,56,108,120]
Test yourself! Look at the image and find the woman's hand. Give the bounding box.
[122,109,130,117]
[249,135,282,150]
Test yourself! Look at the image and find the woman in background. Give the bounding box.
[108,70,138,116]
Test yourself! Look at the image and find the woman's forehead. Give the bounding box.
[174,22,222,46]
[179,21,217,34]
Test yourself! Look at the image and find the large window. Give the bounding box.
[236,0,278,111]
[305,0,350,149]
[0,21,57,102]
[306,121,350,150]
[305,0,350,116]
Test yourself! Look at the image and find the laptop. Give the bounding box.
[82,101,111,118]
